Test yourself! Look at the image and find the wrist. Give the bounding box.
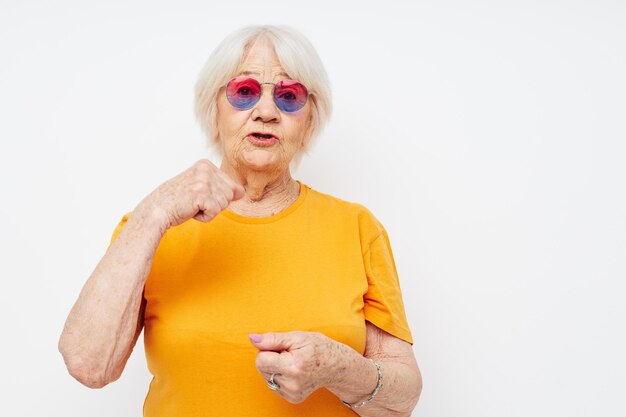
[131,202,170,235]
[322,337,349,389]
[323,341,382,407]
[126,206,169,239]
[341,359,383,409]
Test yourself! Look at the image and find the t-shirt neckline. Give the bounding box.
[219,180,308,224]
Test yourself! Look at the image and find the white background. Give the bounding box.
[1,0,625,416]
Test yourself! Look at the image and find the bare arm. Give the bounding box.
[58,211,163,388]
[58,159,245,388]
[325,321,422,417]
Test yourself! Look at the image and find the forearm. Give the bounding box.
[325,342,421,417]
[58,210,164,387]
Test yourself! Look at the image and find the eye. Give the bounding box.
[238,87,252,95]
[278,91,296,101]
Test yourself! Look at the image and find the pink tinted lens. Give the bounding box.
[274,80,308,112]
[226,77,261,109]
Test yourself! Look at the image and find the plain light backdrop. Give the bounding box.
[1,0,624,416]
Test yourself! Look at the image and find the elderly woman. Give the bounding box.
[59,25,422,416]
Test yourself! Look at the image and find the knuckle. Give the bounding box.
[255,352,272,369]
[208,201,221,213]
[192,159,212,174]
[194,158,210,167]
[263,333,274,345]
[190,182,204,194]
[291,381,303,392]
[204,207,219,218]
[191,195,204,209]
[289,363,303,378]
[191,161,203,172]
[224,187,234,201]
[288,394,304,404]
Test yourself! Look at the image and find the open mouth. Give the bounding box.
[250,132,277,140]
[247,132,279,146]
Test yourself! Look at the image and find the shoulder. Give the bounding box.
[303,182,386,244]
[305,183,379,216]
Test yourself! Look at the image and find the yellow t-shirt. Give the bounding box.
[110,180,413,416]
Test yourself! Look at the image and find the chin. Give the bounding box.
[241,151,283,170]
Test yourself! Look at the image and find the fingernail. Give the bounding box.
[249,333,262,343]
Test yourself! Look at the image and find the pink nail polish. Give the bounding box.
[249,333,262,343]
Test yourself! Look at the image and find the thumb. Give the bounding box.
[249,332,295,352]
[232,183,246,200]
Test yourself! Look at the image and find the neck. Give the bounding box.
[220,160,300,217]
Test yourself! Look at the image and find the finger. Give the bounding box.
[213,178,236,203]
[192,200,221,223]
[259,370,283,383]
[231,182,246,200]
[192,211,212,223]
[249,332,301,352]
[216,170,246,200]
[255,350,283,374]
[193,158,215,170]
[214,193,229,211]
[255,350,296,380]
[265,373,286,395]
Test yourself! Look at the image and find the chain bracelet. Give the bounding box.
[340,359,383,409]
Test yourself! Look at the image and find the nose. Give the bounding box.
[251,84,280,123]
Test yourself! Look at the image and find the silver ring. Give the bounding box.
[267,373,280,391]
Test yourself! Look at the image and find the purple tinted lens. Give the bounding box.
[226,77,261,109]
[274,80,308,112]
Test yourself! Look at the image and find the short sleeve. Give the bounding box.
[361,213,414,345]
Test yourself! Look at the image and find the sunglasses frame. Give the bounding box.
[223,76,311,113]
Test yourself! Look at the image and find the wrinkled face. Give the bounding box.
[215,40,312,174]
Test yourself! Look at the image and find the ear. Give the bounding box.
[212,103,221,142]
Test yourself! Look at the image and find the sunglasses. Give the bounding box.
[225,76,310,113]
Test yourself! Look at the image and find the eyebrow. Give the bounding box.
[238,70,290,78]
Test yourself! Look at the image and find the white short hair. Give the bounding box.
[194,25,332,163]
